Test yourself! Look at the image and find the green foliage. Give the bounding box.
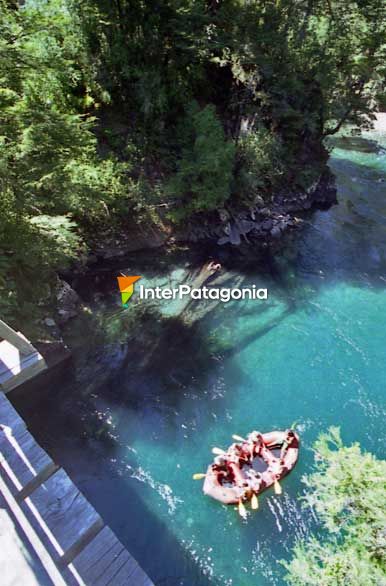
[78,0,386,201]
[78,0,208,124]
[0,0,140,321]
[235,128,286,205]
[29,216,84,261]
[166,103,235,221]
[0,215,70,322]
[0,1,133,221]
[284,428,386,585]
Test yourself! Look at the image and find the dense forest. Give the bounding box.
[1,0,385,321]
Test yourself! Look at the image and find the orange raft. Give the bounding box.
[202,429,299,505]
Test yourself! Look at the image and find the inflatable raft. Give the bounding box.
[201,429,299,508]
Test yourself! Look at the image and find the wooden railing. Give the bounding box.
[0,319,47,393]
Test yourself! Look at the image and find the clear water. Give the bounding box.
[14,123,386,585]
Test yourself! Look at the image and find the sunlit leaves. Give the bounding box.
[284,428,386,585]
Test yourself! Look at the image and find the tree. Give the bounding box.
[0,0,135,321]
[284,428,386,585]
[166,103,235,221]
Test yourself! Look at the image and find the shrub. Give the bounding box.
[283,428,386,585]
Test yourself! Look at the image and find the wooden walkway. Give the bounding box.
[0,392,154,586]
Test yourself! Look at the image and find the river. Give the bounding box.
[13,118,386,585]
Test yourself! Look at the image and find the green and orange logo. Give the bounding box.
[117,275,141,306]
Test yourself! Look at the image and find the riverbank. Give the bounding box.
[87,164,337,261]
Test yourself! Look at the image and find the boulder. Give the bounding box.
[56,280,80,323]
[236,219,256,235]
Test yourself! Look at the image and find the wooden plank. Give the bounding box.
[70,526,154,586]
[0,343,43,378]
[72,527,154,586]
[0,426,55,496]
[70,525,120,571]
[0,326,47,393]
[70,526,125,584]
[0,474,67,586]
[0,352,47,394]
[58,518,104,567]
[22,468,103,560]
[0,393,155,586]
[116,562,155,586]
[0,320,35,355]
[0,392,26,433]
[0,339,21,375]
[105,558,147,586]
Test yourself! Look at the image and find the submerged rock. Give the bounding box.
[331,136,384,154]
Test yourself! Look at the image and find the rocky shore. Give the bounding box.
[89,168,337,261]
[184,169,337,247]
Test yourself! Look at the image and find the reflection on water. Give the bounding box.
[13,123,386,585]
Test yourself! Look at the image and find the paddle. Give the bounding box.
[251,493,259,510]
[238,499,247,519]
[192,473,206,480]
[232,434,247,442]
[212,447,227,456]
[274,479,282,495]
[281,424,298,457]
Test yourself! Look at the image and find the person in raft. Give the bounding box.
[243,432,266,491]
[213,453,247,491]
[238,430,292,487]
[214,435,263,489]
[247,431,265,458]
[213,429,296,489]
[226,445,249,488]
[212,455,229,484]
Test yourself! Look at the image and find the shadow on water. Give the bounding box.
[328,135,385,154]
[71,245,236,304]
[219,308,293,360]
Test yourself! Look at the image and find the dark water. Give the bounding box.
[14,123,386,585]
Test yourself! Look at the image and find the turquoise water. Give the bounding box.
[15,125,386,585]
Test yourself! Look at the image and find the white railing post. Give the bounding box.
[0,320,35,356]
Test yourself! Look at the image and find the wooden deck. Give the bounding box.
[0,392,155,586]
